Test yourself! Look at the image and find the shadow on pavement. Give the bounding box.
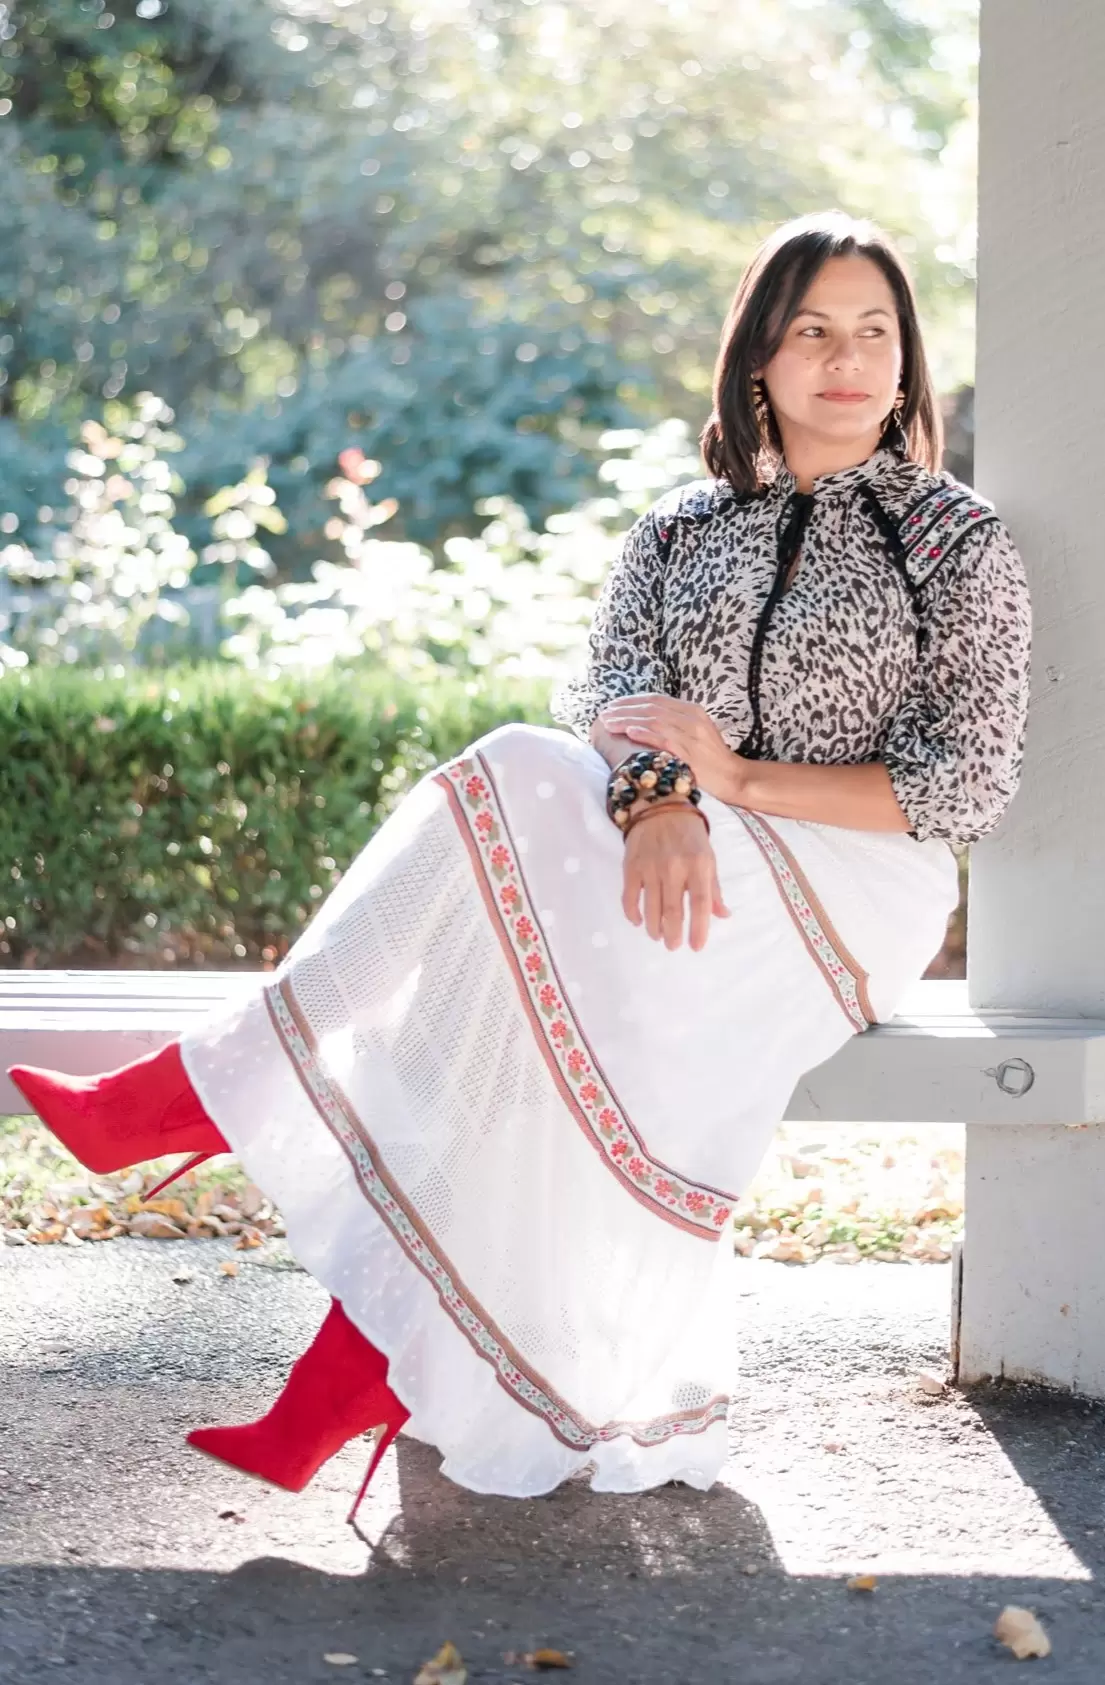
[2,1430,1104,1685]
[3,1244,1105,1682]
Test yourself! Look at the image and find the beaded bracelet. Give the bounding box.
[622,801,711,842]
[605,748,703,830]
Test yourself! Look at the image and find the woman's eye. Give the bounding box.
[797,324,889,339]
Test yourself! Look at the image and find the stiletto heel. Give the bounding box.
[347,1407,408,1530]
[142,1150,217,1201]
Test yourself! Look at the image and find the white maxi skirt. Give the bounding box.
[180,723,958,1498]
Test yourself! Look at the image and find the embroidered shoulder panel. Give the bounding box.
[895,482,999,587]
[650,477,730,528]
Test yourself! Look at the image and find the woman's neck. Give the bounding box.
[778,426,885,493]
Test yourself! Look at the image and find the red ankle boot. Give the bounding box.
[7,1041,229,1193]
[188,1300,409,1520]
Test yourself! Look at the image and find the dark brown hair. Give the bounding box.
[700,211,943,493]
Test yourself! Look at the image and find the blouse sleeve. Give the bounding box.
[548,507,674,741]
[882,518,1032,846]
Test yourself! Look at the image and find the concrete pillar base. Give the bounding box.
[957,1122,1105,1395]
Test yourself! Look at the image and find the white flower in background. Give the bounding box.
[1,412,702,681]
[0,393,197,666]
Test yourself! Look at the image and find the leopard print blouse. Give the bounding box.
[549,444,1032,847]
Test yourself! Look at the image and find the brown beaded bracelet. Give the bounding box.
[622,800,711,843]
[606,748,702,829]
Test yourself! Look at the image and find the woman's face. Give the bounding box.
[758,254,903,453]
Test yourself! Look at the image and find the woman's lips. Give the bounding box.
[817,391,871,403]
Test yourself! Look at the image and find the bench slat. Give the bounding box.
[4,972,1105,1127]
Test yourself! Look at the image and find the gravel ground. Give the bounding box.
[2,1240,1104,1683]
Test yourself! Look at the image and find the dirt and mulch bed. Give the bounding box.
[0,1114,963,1264]
[734,1122,963,1265]
[0,1116,283,1251]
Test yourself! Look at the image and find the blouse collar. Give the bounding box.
[766,443,903,502]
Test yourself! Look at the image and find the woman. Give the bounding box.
[9,212,1032,1519]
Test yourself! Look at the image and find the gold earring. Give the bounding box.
[887,389,908,452]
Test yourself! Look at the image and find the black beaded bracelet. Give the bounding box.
[605,748,702,830]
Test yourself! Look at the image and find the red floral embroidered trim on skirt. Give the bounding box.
[436,751,737,1239]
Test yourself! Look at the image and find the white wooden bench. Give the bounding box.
[4,972,1104,1127]
[5,969,1105,1397]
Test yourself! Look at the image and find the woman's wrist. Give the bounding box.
[623,798,710,841]
[725,752,754,807]
[625,791,696,820]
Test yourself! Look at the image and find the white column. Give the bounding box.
[970,0,1105,1015]
[960,0,1105,1391]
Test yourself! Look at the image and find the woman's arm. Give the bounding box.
[734,758,912,832]
[879,520,1032,845]
[591,716,730,953]
[596,695,912,831]
[549,507,674,742]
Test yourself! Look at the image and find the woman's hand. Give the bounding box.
[622,799,730,952]
[597,695,749,805]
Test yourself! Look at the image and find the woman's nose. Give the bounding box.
[825,336,863,369]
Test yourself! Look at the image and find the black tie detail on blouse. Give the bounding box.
[737,489,816,761]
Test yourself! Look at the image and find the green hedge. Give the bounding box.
[1,664,552,968]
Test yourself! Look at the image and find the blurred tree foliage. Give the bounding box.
[0,0,977,561]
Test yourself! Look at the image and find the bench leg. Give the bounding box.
[957,1121,1105,1397]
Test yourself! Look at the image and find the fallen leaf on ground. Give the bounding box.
[217,1509,245,1524]
[757,1234,816,1264]
[528,1649,573,1668]
[218,1260,239,1277]
[139,1196,189,1223]
[324,1655,359,1667]
[994,1606,1051,1659]
[235,1226,264,1250]
[26,1223,67,1245]
[127,1213,186,1240]
[915,1198,960,1222]
[171,1268,195,1285]
[916,1369,946,1396]
[414,1640,467,1684]
[846,1574,878,1593]
[65,1204,112,1236]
